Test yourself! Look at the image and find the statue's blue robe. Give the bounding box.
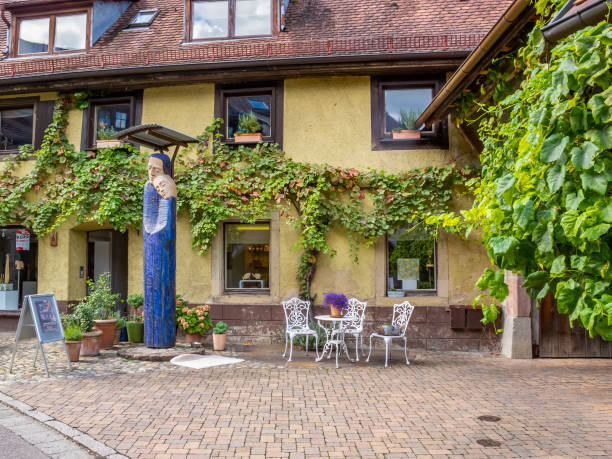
[143,182,176,348]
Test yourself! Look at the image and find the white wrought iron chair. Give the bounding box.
[282,297,320,362]
[332,298,367,361]
[366,301,415,367]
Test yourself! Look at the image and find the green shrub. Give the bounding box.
[64,323,83,341]
[126,293,144,321]
[72,301,96,333]
[213,321,228,334]
[237,112,262,134]
[97,127,117,140]
[85,273,120,320]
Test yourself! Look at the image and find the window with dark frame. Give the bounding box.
[214,82,283,145]
[82,93,142,149]
[188,0,274,41]
[15,10,90,56]
[387,227,437,296]
[127,9,160,28]
[371,77,446,150]
[224,223,270,292]
[0,105,34,152]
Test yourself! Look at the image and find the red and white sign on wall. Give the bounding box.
[16,229,30,251]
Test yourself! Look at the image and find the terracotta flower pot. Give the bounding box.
[234,132,262,143]
[114,328,121,345]
[330,305,342,318]
[93,318,118,349]
[96,139,122,148]
[185,332,202,344]
[126,322,144,343]
[80,329,102,357]
[213,333,227,351]
[65,341,81,362]
[392,130,421,140]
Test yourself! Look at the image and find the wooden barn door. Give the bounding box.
[540,294,611,358]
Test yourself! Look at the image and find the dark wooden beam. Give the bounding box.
[126,135,168,152]
[146,129,188,147]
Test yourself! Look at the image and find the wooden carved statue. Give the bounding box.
[143,153,177,348]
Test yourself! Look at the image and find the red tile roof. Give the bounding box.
[0,0,512,79]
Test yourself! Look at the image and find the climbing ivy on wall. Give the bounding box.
[0,98,472,301]
[452,0,612,340]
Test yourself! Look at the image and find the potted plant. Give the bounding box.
[114,315,126,345]
[88,273,120,349]
[176,300,212,344]
[323,292,348,318]
[212,321,228,351]
[126,293,144,343]
[96,127,121,149]
[233,111,263,143]
[61,315,83,362]
[392,109,421,140]
[72,299,102,357]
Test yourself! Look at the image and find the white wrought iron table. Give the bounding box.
[314,314,358,368]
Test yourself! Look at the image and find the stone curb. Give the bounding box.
[0,390,127,459]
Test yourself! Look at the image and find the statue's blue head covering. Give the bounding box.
[150,153,172,176]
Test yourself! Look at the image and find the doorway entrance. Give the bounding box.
[539,294,611,358]
[87,230,128,314]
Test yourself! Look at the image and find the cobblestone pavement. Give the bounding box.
[1,333,611,458]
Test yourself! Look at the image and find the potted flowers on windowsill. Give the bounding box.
[126,293,144,343]
[392,109,421,140]
[323,292,348,318]
[95,127,122,149]
[176,299,212,344]
[233,111,263,143]
[212,321,228,351]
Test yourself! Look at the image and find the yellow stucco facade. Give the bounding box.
[5,77,489,314]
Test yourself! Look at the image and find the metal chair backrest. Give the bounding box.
[392,301,415,337]
[282,297,311,332]
[345,298,367,331]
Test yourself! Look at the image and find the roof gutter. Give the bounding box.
[541,0,611,42]
[416,0,532,127]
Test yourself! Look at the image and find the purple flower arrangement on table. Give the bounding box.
[323,292,348,317]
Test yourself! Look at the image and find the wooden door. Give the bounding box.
[540,294,611,358]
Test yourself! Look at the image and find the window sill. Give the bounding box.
[372,138,448,151]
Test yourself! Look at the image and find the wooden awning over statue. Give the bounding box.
[115,124,201,174]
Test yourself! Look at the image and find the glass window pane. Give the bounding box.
[225,224,270,289]
[130,10,157,26]
[94,104,131,140]
[192,1,228,39]
[388,227,435,294]
[226,95,271,138]
[384,88,432,132]
[236,0,271,36]
[0,108,34,150]
[18,17,50,54]
[54,14,87,51]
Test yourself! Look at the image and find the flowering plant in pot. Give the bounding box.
[323,292,348,318]
[212,321,228,351]
[88,273,120,349]
[392,109,421,140]
[234,111,263,143]
[126,293,144,343]
[176,300,212,344]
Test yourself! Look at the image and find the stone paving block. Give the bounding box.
[73,434,116,456]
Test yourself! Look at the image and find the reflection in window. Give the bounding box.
[235,0,271,36]
[225,223,270,290]
[54,14,87,51]
[18,17,50,54]
[226,95,271,138]
[387,227,436,294]
[192,1,229,39]
[128,10,159,28]
[94,104,131,141]
[384,88,432,133]
[0,108,34,151]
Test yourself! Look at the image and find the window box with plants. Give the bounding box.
[176,296,212,344]
[212,321,228,351]
[392,109,421,140]
[126,293,144,343]
[233,111,263,143]
[96,127,122,149]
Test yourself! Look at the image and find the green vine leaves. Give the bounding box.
[462,13,612,340]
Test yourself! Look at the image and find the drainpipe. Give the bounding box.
[0,7,10,59]
[541,0,611,42]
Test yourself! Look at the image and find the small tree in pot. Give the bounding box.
[126,293,144,343]
[71,300,102,357]
[88,273,120,349]
[212,321,228,351]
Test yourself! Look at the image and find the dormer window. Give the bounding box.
[188,0,274,41]
[127,9,160,29]
[15,11,90,56]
